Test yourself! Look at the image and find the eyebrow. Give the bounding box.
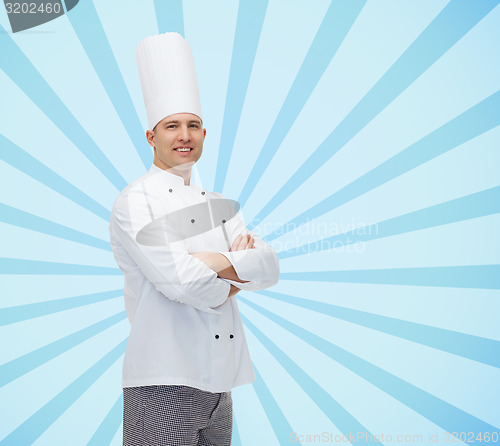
[163,120,202,125]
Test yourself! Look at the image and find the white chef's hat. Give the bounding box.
[136,32,202,130]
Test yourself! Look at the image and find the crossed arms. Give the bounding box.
[110,189,279,313]
[191,233,256,299]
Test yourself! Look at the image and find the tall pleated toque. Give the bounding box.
[136,32,202,130]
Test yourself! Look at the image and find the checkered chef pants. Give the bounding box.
[123,385,233,446]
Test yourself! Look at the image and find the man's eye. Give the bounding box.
[167,125,176,129]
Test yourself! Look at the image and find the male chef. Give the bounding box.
[109,32,280,446]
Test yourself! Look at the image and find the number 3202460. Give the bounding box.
[445,432,499,443]
[5,2,62,14]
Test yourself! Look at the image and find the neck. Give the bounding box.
[153,159,191,185]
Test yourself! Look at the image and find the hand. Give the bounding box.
[230,233,255,252]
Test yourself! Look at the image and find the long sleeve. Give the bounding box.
[110,185,230,314]
[218,212,279,291]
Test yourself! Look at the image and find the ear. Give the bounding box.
[203,128,207,139]
[146,129,155,148]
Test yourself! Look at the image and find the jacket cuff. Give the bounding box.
[218,250,260,282]
[197,279,230,314]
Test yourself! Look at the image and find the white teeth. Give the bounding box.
[175,148,191,152]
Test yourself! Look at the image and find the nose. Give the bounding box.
[178,125,191,142]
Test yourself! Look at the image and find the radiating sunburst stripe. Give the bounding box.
[251,364,296,443]
[237,0,366,205]
[154,0,184,35]
[0,289,122,326]
[88,393,123,446]
[0,258,121,275]
[214,0,269,193]
[64,0,151,168]
[240,310,377,445]
[232,417,241,446]
[248,0,500,228]
[0,135,111,220]
[280,265,500,289]
[239,296,500,442]
[278,186,500,259]
[264,90,500,239]
[0,24,127,191]
[254,289,500,368]
[0,203,111,251]
[0,339,127,445]
[0,311,126,387]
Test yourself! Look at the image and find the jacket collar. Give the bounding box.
[149,163,197,187]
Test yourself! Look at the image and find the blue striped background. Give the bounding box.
[1,0,499,444]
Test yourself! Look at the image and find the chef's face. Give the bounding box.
[146,113,206,172]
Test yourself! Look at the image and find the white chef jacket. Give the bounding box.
[109,164,279,393]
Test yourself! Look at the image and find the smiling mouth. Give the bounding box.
[174,147,193,152]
